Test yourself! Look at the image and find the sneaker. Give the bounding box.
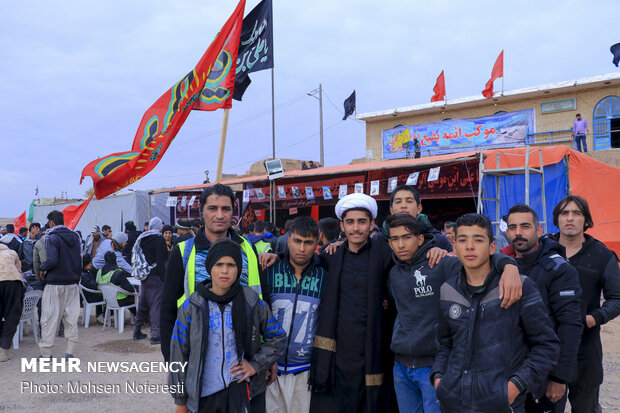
[64,353,75,360]
[0,348,9,362]
[96,314,105,324]
[150,337,161,345]
[133,331,147,341]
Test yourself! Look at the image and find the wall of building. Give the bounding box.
[365,83,620,161]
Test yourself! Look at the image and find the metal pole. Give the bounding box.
[319,83,324,166]
[216,108,230,183]
[524,146,530,205]
[147,191,152,220]
[270,68,276,225]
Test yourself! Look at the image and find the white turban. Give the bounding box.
[335,193,378,220]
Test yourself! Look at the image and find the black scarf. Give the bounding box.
[309,237,391,412]
[197,279,249,362]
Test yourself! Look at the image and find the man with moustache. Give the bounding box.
[310,193,393,413]
[502,204,582,413]
[549,195,620,412]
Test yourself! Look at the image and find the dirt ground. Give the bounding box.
[3,313,620,412]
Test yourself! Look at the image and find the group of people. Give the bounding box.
[0,181,618,413]
[159,183,620,413]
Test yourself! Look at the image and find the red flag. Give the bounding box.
[62,195,94,230]
[13,211,26,233]
[81,0,246,200]
[482,50,503,98]
[431,70,446,102]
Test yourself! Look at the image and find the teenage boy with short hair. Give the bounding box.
[386,214,520,413]
[431,214,560,413]
[265,216,328,413]
[169,238,285,413]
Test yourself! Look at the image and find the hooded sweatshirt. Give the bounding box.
[40,225,82,285]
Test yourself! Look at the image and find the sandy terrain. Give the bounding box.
[3,313,620,412]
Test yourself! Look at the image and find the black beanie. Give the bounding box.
[205,238,242,277]
[162,225,175,234]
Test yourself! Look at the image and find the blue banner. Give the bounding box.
[382,109,535,159]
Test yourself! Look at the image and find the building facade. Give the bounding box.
[359,73,620,161]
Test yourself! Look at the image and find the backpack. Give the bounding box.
[131,239,156,280]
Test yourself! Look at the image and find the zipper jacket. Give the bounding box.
[267,254,327,374]
[431,267,560,413]
[169,286,286,413]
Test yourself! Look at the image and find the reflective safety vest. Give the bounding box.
[254,240,272,254]
[96,269,128,300]
[176,236,261,308]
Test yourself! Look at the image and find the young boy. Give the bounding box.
[386,214,520,413]
[265,217,328,413]
[169,239,286,413]
[431,214,560,413]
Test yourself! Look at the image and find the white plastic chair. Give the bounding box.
[12,289,43,349]
[79,284,105,328]
[99,284,138,334]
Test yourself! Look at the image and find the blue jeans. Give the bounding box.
[393,362,441,413]
[574,134,587,152]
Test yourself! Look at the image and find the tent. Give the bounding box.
[480,146,620,257]
[32,190,170,237]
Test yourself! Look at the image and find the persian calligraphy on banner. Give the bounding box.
[381,109,535,160]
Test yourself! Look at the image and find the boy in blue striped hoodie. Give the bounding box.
[265,217,328,413]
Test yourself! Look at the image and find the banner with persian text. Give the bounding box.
[381,109,535,160]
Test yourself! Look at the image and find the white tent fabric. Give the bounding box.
[32,190,170,236]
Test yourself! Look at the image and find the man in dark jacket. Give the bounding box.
[132,217,168,344]
[122,221,141,263]
[431,214,560,413]
[38,210,82,359]
[0,224,22,253]
[550,195,620,413]
[503,204,583,413]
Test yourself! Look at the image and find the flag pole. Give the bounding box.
[216,108,231,183]
[270,67,276,224]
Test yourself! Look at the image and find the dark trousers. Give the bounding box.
[118,296,136,316]
[0,281,25,349]
[198,381,249,413]
[568,383,602,413]
[134,275,163,339]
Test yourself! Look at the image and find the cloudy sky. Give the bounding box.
[1,0,618,217]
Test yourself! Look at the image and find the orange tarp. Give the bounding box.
[484,146,620,257]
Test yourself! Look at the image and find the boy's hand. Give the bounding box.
[426,247,448,268]
[174,405,188,413]
[433,378,441,389]
[498,264,522,309]
[266,363,278,386]
[230,360,257,383]
[546,380,566,403]
[259,253,278,270]
[324,241,343,255]
[507,381,520,405]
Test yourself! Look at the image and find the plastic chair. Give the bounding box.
[99,284,138,334]
[79,284,105,328]
[12,289,43,349]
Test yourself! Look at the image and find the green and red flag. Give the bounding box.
[81,0,246,199]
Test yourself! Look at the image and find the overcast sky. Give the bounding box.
[1,0,618,217]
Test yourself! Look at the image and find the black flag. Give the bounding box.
[611,43,620,67]
[342,90,356,120]
[233,0,273,101]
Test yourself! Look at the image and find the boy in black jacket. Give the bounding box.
[431,214,560,413]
